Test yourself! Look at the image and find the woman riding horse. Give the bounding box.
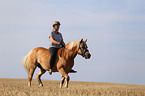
[23,38,91,88]
[48,21,76,75]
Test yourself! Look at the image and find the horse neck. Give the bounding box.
[64,42,79,59]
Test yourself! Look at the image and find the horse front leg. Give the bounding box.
[58,68,70,88]
[60,76,65,88]
[64,75,70,88]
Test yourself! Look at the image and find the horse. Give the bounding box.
[23,38,91,88]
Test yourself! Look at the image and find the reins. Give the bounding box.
[37,43,87,58]
[64,48,78,54]
[63,44,86,56]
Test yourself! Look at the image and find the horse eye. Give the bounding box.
[83,45,87,49]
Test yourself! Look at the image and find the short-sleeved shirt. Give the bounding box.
[48,31,63,48]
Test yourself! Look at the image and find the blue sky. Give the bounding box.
[0,0,145,85]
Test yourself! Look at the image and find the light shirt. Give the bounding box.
[48,31,63,48]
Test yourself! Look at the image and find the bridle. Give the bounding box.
[78,44,89,57]
[64,43,88,57]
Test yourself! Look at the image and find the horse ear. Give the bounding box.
[85,39,88,43]
[80,38,83,43]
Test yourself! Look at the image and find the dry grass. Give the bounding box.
[0,78,145,96]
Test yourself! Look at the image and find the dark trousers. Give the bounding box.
[49,47,59,69]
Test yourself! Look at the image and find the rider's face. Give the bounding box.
[54,25,60,31]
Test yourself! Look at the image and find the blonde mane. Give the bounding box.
[67,40,80,50]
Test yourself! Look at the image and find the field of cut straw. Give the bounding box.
[0,78,145,96]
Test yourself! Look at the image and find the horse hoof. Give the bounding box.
[60,85,63,88]
[39,84,43,86]
[64,85,69,88]
[28,84,31,87]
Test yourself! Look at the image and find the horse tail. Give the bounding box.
[23,50,32,74]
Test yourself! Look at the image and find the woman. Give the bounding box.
[48,21,77,75]
[48,21,65,75]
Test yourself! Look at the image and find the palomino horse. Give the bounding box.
[23,39,91,88]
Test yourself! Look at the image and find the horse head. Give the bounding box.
[77,38,91,59]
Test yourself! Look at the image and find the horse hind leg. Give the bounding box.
[28,65,37,86]
[36,69,46,86]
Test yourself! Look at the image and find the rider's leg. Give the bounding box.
[49,47,59,75]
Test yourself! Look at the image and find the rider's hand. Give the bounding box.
[60,43,65,48]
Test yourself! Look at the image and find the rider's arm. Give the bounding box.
[61,39,65,45]
[50,36,60,44]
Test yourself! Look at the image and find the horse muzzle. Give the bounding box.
[84,52,91,59]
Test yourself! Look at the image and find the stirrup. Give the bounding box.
[49,71,52,75]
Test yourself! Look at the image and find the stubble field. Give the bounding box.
[0,78,145,96]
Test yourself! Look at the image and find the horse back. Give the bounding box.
[32,47,74,73]
[32,47,63,72]
[31,47,51,70]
